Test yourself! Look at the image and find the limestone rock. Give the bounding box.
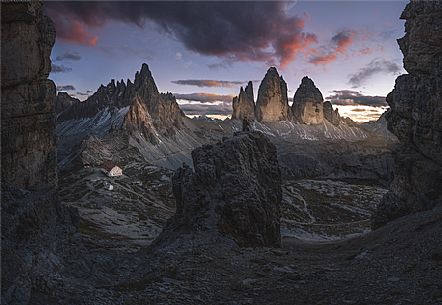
[292,76,324,125]
[372,0,442,228]
[232,81,255,120]
[323,101,341,125]
[1,2,57,189]
[163,131,282,247]
[255,67,290,122]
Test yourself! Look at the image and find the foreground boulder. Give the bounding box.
[372,0,442,228]
[164,131,282,247]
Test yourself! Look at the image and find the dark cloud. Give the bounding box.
[76,90,93,96]
[45,2,316,66]
[179,103,232,116]
[309,30,355,65]
[326,90,387,107]
[172,80,245,88]
[55,51,81,61]
[174,92,234,104]
[348,58,401,87]
[56,85,76,91]
[51,64,72,73]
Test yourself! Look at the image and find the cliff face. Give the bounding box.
[1,2,57,189]
[372,1,442,228]
[232,81,255,120]
[255,67,290,122]
[292,77,324,125]
[161,132,282,247]
[55,92,80,115]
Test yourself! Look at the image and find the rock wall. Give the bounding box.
[1,2,57,189]
[162,132,282,247]
[255,67,290,122]
[292,77,324,125]
[372,0,442,228]
[232,81,255,120]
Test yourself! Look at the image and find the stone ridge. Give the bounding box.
[160,131,282,247]
[372,0,442,228]
[255,67,290,122]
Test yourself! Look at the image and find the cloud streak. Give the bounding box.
[348,58,401,87]
[45,2,316,66]
[56,85,76,91]
[309,30,356,65]
[326,90,387,107]
[172,79,245,88]
[175,92,234,104]
[51,64,72,73]
[55,51,81,61]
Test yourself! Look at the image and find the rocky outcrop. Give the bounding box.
[58,63,184,137]
[255,67,290,122]
[323,101,341,125]
[1,2,57,189]
[292,77,324,125]
[232,81,255,120]
[55,92,79,115]
[162,132,282,247]
[372,1,442,228]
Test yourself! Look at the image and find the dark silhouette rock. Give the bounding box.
[162,132,282,247]
[372,0,442,228]
[55,92,80,115]
[232,81,255,120]
[292,76,324,125]
[255,67,290,122]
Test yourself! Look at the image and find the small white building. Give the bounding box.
[101,160,123,177]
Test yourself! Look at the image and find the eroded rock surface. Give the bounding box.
[372,0,442,228]
[232,81,255,120]
[255,67,290,122]
[161,131,282,247]
[323,100,341,125]
[292,76,324,125]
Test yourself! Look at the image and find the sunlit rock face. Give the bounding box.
[232,81,255,120]
[161,132,282,247]
[1,2,57,189]
[323,101,341,126]
[372,0,442,228]
[292,76,324,125]
[255,67,290,122]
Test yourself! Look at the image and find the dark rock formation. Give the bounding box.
[55,91,79,115]
[1,1,57,189]
[292,76,324,125]
[323,101,341,125]
[232,81,255,120]
[255,67,290,122]
[372,0,442,228]
[58,63,184,137]
[163,132,282,247]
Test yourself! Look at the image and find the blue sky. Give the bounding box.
[47,1,408,122]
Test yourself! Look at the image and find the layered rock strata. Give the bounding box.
[163,132,282,247]
[372,0,442,228]
[255,67,290,122]
[232,81,255,120]
[292,76,324,125]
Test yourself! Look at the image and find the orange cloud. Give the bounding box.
[309,30,355,65]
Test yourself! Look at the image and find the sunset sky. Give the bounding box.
[46,1,407,122]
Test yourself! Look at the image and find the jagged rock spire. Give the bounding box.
[292,76,324,125]
[232,81,255,120]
